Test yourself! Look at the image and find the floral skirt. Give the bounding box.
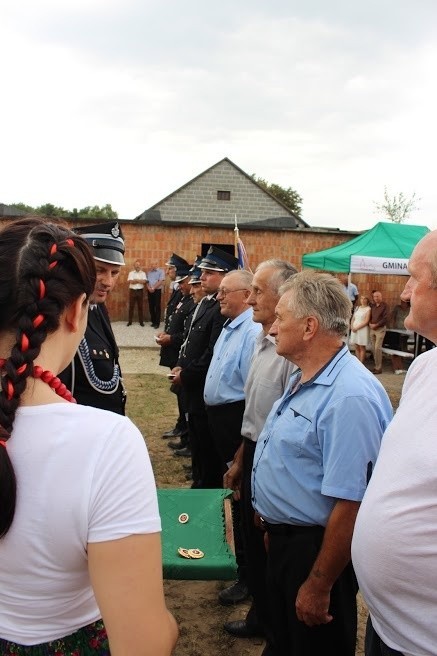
[0,620,109,655]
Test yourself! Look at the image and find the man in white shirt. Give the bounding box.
[127,260,147,326]
[352,230,437,656]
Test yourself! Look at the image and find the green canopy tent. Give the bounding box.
[302,222,430,274]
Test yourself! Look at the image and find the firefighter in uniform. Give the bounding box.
[59,221,126,415]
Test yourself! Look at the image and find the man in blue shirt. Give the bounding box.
[252,271,393,656]
[147,261,165,328]
[204,269,261,478]
[204,268,261,609]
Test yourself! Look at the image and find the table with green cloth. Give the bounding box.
[157,488,237,580]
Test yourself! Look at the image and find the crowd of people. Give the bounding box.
[346,278,417,375]
[1,216,437,656]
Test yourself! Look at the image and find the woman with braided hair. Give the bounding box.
[0,218,178,655]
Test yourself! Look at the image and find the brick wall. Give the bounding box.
[106,223,408,322]
[0,217,410,322]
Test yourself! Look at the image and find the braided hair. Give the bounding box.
[0,218,96,537]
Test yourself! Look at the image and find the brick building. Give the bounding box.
[1,158,411,320]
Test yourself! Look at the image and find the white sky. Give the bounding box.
[2,0,437,230]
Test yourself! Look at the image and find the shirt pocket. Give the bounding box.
[279,406,313,458]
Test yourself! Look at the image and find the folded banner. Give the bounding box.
[350,255,410,275]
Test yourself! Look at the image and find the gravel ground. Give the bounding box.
[111,322,165,375]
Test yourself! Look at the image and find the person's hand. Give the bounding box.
[157,333,171,345]
[223,460,242,500]
[170,367,182,385]
[295,576,333,627]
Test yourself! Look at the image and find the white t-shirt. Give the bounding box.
[0,403,161,645]
[128,270,147,290]
[352,347,437,656]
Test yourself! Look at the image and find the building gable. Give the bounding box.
[135,157,308,228]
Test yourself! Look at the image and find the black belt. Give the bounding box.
[260,518,323,536]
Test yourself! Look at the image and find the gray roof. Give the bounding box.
[0,203,29,217]
[134,157,309,229]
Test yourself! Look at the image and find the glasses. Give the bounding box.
[217,288,248,298]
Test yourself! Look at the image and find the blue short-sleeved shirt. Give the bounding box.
[204,307,261,405]
[251,346,393,526]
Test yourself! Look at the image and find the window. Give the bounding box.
[217,190,231,201]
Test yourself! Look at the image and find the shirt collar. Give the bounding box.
[224,307,253,330]
[305,344,350,387]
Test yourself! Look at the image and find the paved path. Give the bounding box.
[112,321,162,349]
[111,322,164,375]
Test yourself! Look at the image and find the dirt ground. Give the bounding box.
[121,348,404,656]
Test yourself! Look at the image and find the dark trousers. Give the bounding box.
[206,401,245,471]
[365,617,404,656]
[148,289,162,326]
[175,387,188,435]
[241,438,273,639]
[266,526,358,656]
[188,411,222,489]
[206,401,247,582]
[128,289,144,324]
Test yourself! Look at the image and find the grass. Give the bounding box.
[124,373,188,488]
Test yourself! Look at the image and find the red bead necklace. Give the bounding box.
[0,360,76,403]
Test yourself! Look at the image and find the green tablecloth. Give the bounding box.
[158,488,237,580]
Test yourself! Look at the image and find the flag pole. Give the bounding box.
[234,214,239,258]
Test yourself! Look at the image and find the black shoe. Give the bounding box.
[150,322,154,327]
[223,620,264,638]
[126,322,132,326]
[168,439,186,450]
[162,428,183,439]
[218,580,250,606]
[174,447,191,457]
[140,322,145,326]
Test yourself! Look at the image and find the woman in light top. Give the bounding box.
[350,295,371,364]
[0,218,178,655]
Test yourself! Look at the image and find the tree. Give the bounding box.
[374,187,420,224]
[251,175,303,217]
[10,202,119,220]
[74,204,118,220]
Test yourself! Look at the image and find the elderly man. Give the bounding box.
[352,230,437,656]
[204,269,261,474]
[223,259,297,645]
[59,221,126,415]
[171,246,239,487]
[203,269,261,606]
[252,271,393,656]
